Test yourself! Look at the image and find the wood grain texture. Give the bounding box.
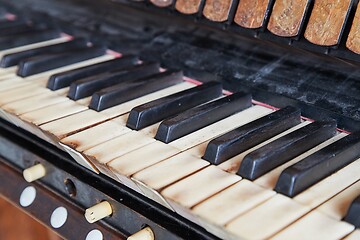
[234,0,271,28]
[203,0,233,22]
[150,0,173,7]
[0,197,61,240]
[304,0,352,46]
[268,0,309,37]
[175,0,202,14]
[347,3,360,53]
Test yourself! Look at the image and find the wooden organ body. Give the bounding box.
[0,0,359,239]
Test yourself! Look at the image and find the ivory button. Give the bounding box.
[127,227,155,240]
[23,164,46,182]
[85,201,112,223]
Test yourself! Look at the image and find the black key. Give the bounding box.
[344,195,360,228]
[0,20,27,31]
[68,62,160,100]
[0,23,34,36]
[275,131,360,197]
[89,70,183,111]
[17,45,106,77]
[202,106,301,165]
[238,121,337,180]
[155,92,252,144]
[126,81,223,130]
[0,28,60,50]
[1,38,88,67]
[47,56,138,90]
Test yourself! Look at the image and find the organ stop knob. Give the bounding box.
[23,163,46,182]
[127,227,155,240]
[84,201,112,223]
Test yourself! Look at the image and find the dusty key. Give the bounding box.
[0,38,88,67]
[344,194,360,228]
[238,120,337,180]
[155,92,252,143]
[271,211,354,240]
[17,45,106,77]
[234,0,272,28]
[203,106,301,165]
[275,132,360,197]
[68,62,160,100]
[267,0,310,37]
[343,230,360,240]
[304,0,352,46]
[47,55,138,90]
[89,70,183,111]
[175,0,202,14]
[126,81,223,130]
[203,0,234,22]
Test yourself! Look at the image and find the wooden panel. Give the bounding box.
[175,0,202,14]
[234,0,271,28]
[0,197,61,240]
[304,0,352,46]
[267,0,310,37]
[203,0,233,22]
[347,3,360,53]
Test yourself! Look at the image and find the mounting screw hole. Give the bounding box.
[64,179,76,197]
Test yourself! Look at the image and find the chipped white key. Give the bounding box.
[225,194,310,240]
[192,179,275,226]
[316,180,360,220]
[271,211,354,240]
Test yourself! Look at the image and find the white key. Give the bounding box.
[271,211,354,240]
[225,194,310,240]
[0,84,50,105]
[316,180,360,220]
[133,152,210,192]
[294,158,360,208]
[218,121,311,174]
[0,37,70,59]
[1,92,68,115]
[192,179,275,226]
[169,105,273,150]
[161,166,240,209]
[20,101,88,125]
[254,133,347,189]
[60,115,130,152]
[84,131,156,174]
[343,230,360,240]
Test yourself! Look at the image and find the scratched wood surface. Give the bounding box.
[175,0,202,14]
[234,0,271,28]
[267,0,310,37]
[304,0,352,46]
[0,196,61,240]
[347,3,360,53]
[203,0,233,22]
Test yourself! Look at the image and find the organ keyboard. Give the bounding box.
[0,0,360,239]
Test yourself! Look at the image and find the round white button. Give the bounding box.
[85,229,103,240]
[50,206,68,228]
[19,186,36,207]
